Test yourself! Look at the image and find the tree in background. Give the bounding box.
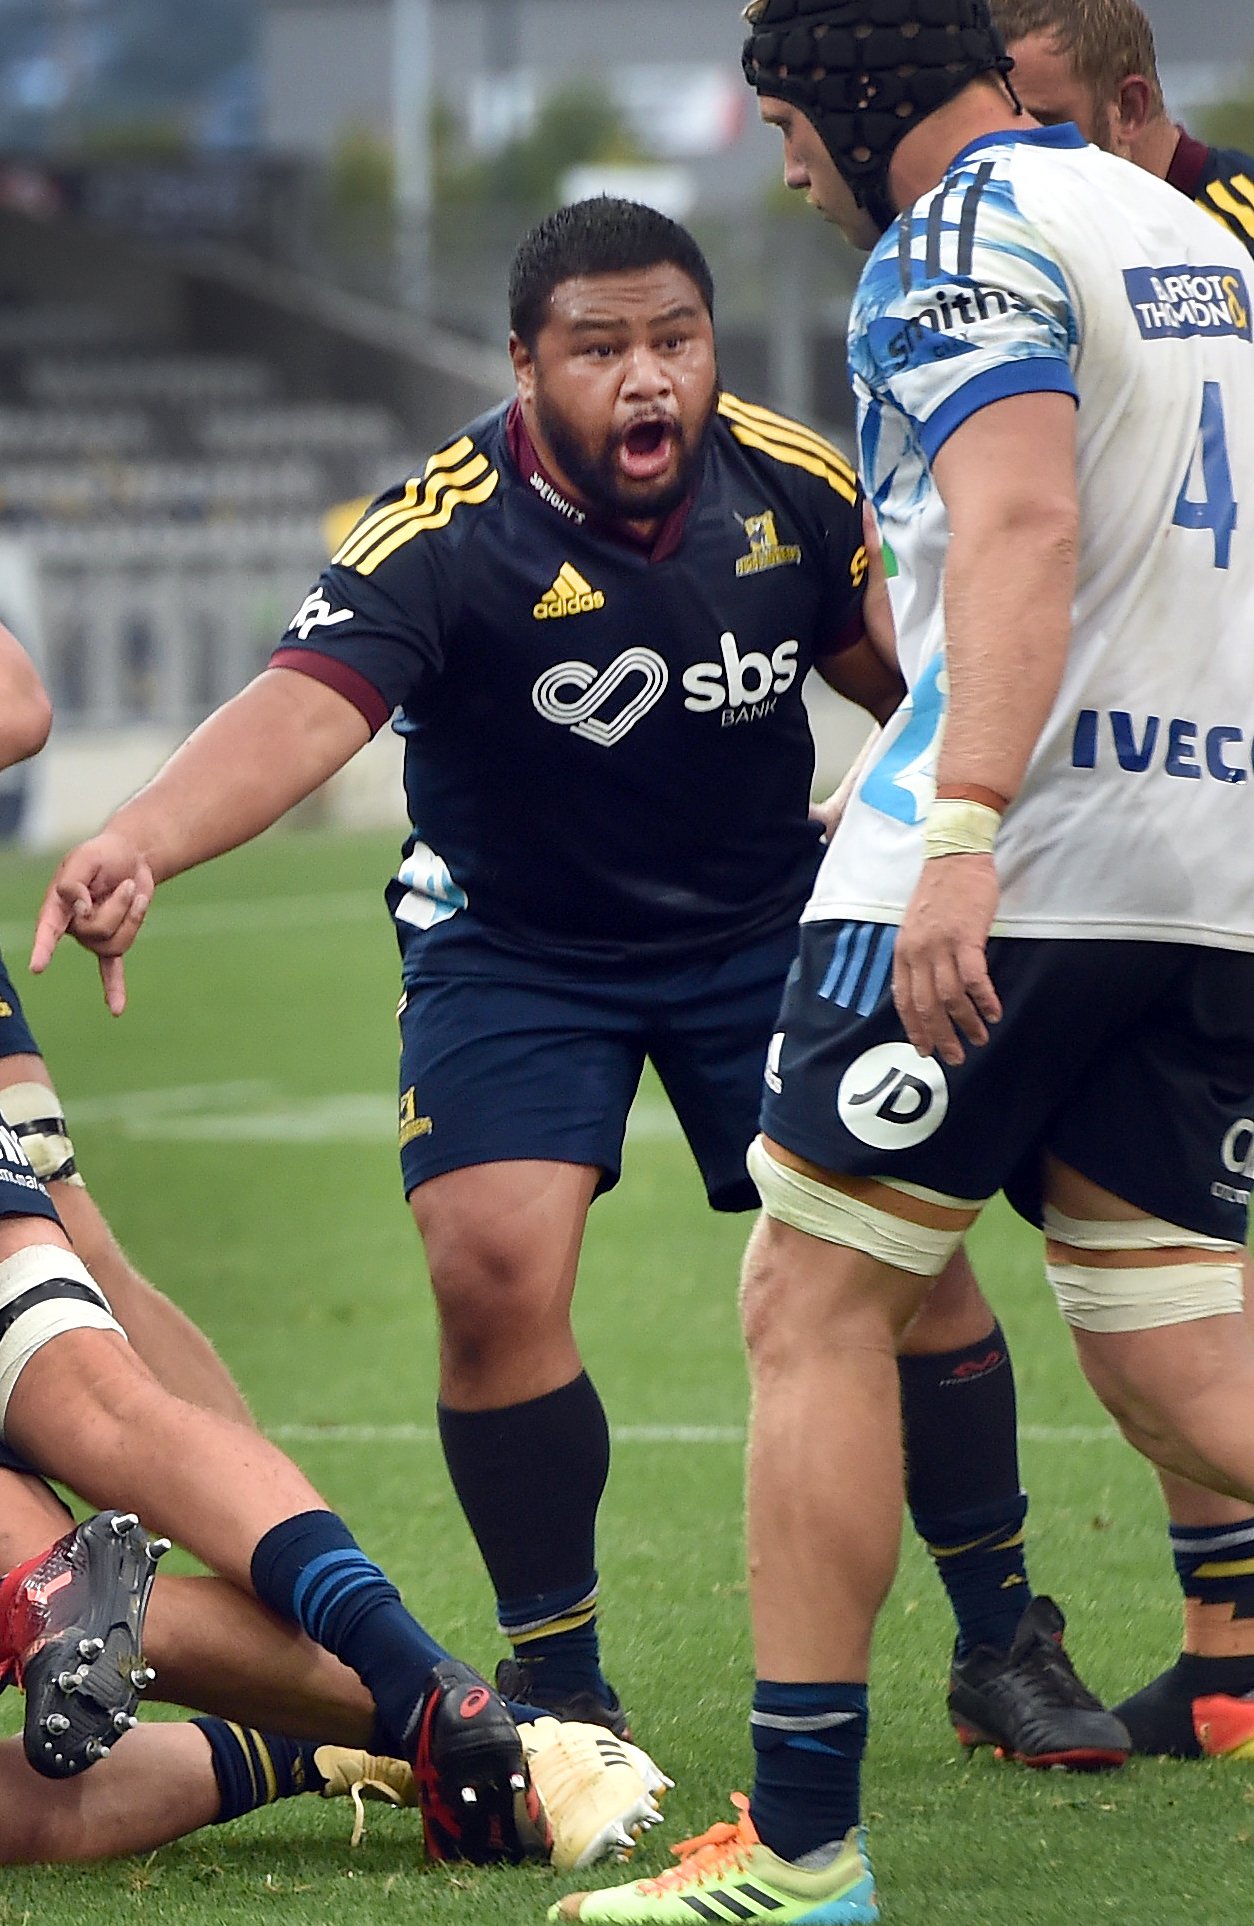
[1200,64,1254,157]
[442,81,644,212]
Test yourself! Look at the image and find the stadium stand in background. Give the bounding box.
[0,313,401,730]
[0,195,506,843]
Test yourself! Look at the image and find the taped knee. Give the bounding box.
[1043,1206,1245,1333]
[0,1245,126,1426]
[746,1136,975,1278]
[0,1082,84,1186]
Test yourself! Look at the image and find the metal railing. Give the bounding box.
[18,521,326,729]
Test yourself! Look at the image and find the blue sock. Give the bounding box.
[1172,1516,1254,1663]
[193,1718,326,1823]
[440,1375,612,1704]
[750,1680,867,1861]
[914,1494,1030,1658]
[251,1510,450,1753]
[901,1325,1031,1658]
[499,1578,608,1705]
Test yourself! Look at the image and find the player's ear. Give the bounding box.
[509,330,537,404]
[1110,74,1154,153]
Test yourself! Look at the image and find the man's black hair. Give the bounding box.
[508,198,715,347]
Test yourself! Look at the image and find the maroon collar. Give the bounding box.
[505,400,695,564]
[1167,125,1211,200]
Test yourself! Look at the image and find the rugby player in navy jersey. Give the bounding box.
[990,0,1254,1765]
[31,196,1110,1770]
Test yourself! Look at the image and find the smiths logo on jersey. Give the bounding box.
[1124,267,1252,343]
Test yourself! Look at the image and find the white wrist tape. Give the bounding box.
[922,798,1001,861]
[0,1082,85,1187]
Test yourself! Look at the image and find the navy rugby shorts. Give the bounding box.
[761,921,1254,1244]
[0,951,41,1064]
[0,949,59,1230]
[396,926,800,1210]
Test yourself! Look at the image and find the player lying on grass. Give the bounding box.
[0,1135,549,1859]
[990,0,1254,1766]
[31,195,1124,1775]
[0,1508,668,1871]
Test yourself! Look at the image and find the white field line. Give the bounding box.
[270,1421,1118,1447]
[61,1080,683,1143]
[0,889,380,954]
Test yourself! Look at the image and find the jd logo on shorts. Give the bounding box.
[532,648,669,747]
[837,1042,949,1151]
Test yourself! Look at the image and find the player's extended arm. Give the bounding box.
[31,668,370,1013]
[0,622,52,772]
[892,391,1079,1064]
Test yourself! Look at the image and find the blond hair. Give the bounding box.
[989,0,1166,116]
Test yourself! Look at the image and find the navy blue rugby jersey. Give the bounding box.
[1167,129,1254,258]
[272,394,867,970]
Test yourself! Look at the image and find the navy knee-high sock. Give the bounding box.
[251,1510,449,1754]
[193,1718,327,1822]
[900,1324,1031,1656]
[439,1373,612,1703]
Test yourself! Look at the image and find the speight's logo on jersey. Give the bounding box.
[735,511,802,578]
[1124,267,1252,343]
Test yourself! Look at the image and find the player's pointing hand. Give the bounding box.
[31,832,155,1016]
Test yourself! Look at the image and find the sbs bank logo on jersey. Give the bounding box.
[837,1043,949,1151]
[683,631,799,725]
[533,649,669,747]
[1124,266,1252,342]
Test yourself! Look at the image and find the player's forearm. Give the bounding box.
[105,668,371,884]
[0,624,52,772]
[938,505,1077,807]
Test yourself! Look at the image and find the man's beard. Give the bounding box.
[534,391,716,523]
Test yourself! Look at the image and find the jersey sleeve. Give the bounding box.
[270,448,497,727]
[812,475,870,656]
[850,167,1080,464]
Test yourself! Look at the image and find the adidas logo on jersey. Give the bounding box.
[534,564,606,621]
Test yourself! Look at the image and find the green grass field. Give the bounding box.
[0,826,1249,1924]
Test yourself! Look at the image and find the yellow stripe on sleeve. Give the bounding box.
[339,455,493,571]
[352,470,501,574]
[722,416,859,503]
[720,392,857,482]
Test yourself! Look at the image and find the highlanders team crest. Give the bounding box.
[735,511,802,578]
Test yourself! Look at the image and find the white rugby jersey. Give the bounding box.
[808,124,1254,950]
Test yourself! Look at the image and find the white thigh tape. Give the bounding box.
[746,1137,968,1278]
[0,1081,84,1186]
[1043,1205,1241,1256]
[0,1245,125,1424]
[1046,1258,1245,1333]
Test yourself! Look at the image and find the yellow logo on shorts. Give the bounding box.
[0,1001,12,1018]
[399,1085,433,1148]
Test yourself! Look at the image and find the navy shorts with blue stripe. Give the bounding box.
[396,925,801,1211]
[762,918,1254,1244]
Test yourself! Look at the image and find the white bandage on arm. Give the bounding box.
[922,798,1001,862]
[0,1246,126,1426]
[0,1082,85,1186]
[1043,1205,1245,1333]
[746,1136,979,1278]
